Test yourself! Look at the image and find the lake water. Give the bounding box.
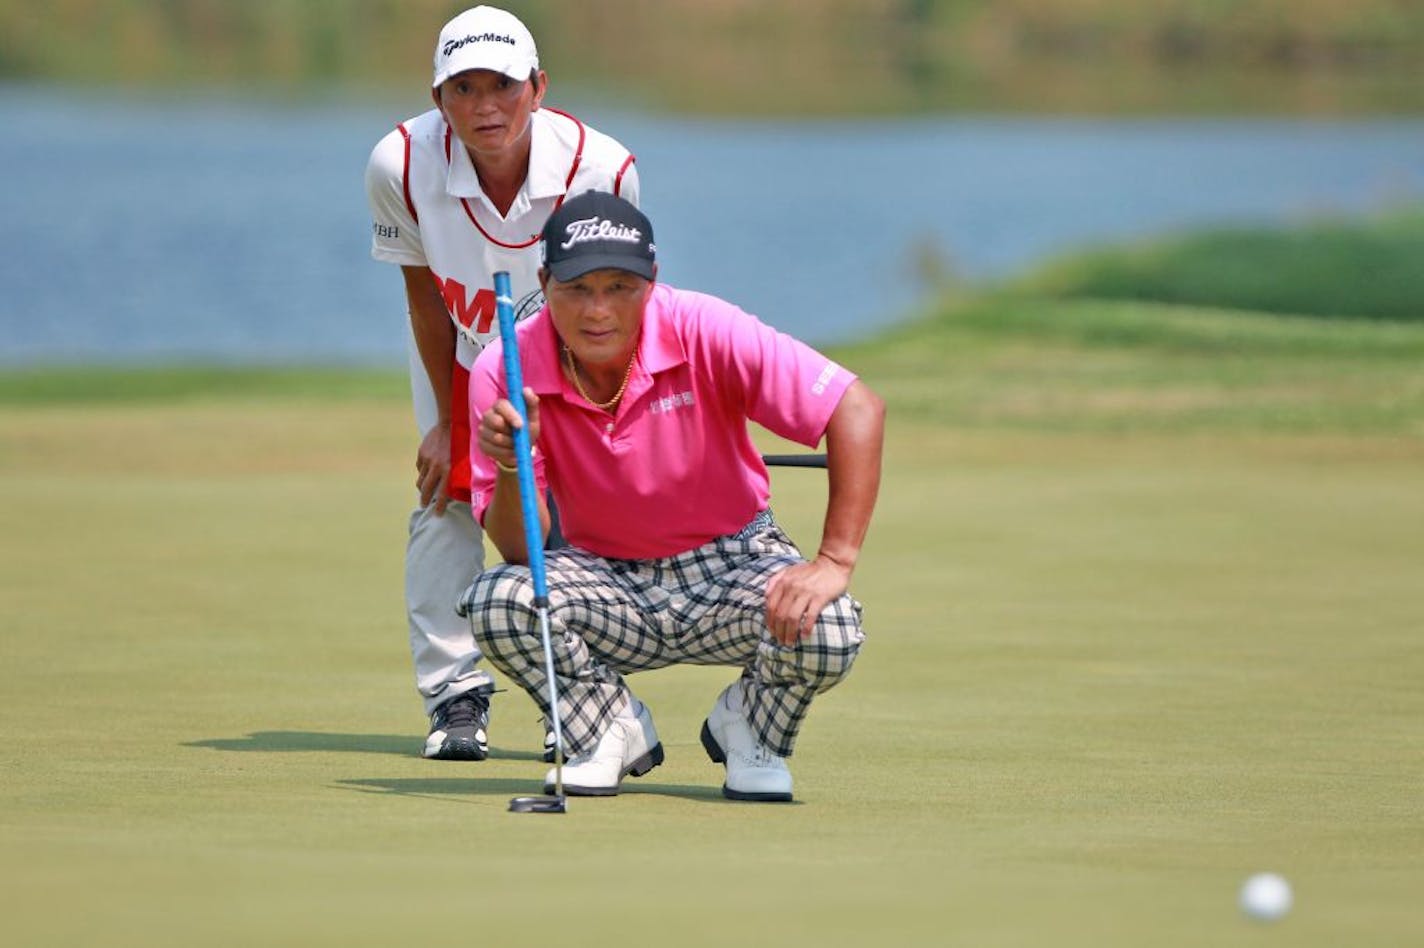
[2,84,1421,366]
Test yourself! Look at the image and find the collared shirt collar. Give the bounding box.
[638,284,688,375]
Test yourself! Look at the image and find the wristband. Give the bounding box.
[494,444,535,475]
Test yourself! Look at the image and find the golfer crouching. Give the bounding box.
[458,191,885,802]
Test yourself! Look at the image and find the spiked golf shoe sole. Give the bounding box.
[423,735,488,761]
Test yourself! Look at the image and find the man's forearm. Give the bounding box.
[402,266,457,425]
[484,470,551,565]
[818,381,887,573]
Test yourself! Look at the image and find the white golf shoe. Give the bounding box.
[700,684,794,802]
[544,700,663,796]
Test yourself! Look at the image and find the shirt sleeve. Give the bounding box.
[687,293,857,448]
[467,339,548,526]
[365,126,426,266]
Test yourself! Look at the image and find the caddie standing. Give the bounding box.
[364,6,641,760]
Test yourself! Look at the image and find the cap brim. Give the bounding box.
[433,56,535,88]
[547,255,655,283]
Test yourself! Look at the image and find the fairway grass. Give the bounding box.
[2,392,1421,945]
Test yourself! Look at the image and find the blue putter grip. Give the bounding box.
[493,271,548,602]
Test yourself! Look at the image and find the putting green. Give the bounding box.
[2,392,1420,946]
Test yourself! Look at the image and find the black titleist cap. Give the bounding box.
[541,191,656,282]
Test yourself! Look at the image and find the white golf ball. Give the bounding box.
[1239,872,1293,922]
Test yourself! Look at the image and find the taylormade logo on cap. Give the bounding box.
[560,217,644,250]
[442,32,517,57]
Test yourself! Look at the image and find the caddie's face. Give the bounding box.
[540,268,656,373]
[435,68,546,158]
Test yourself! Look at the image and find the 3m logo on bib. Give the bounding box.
[436,276,497,333]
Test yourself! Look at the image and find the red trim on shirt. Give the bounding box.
[448,110,588,249]
[458,203,542,249]
[613,154,636,197]
[446,360,474,502]
[544,107,587,195]
[396,123,418,223]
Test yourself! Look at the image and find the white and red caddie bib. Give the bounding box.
[366,106,640,501]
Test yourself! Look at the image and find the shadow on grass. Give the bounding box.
[336,777,534,803]
[192,734,799,805]
[335,776,767,805]
[184,731,541,761]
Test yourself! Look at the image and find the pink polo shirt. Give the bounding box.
[468,283,856,559]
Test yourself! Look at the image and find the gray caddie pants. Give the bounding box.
[406,500,492,715]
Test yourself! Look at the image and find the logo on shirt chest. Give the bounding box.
[648,390,695,415]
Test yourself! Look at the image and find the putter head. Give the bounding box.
[508,794,567,814]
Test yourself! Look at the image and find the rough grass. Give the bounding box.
[842,294,1424,436]
[1020,210,1424,322]
[4,0,1423,114]
[844,211,1424,436]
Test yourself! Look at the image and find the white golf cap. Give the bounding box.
[432,6,539,89]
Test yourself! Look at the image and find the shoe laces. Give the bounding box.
[440,690,488,729]
[730,727,785,769]
[746,740,784,768]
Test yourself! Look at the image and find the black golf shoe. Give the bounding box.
[423,688,491,761]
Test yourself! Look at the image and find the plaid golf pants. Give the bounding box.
[461,511,864,758]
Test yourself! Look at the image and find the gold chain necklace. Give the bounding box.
[563,344,637,412]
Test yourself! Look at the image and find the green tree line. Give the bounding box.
[3,0,1422,113]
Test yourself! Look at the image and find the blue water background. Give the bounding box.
[1,84,1421,366]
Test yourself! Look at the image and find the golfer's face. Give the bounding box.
[437,69,543,157]
[544,269,651,372]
